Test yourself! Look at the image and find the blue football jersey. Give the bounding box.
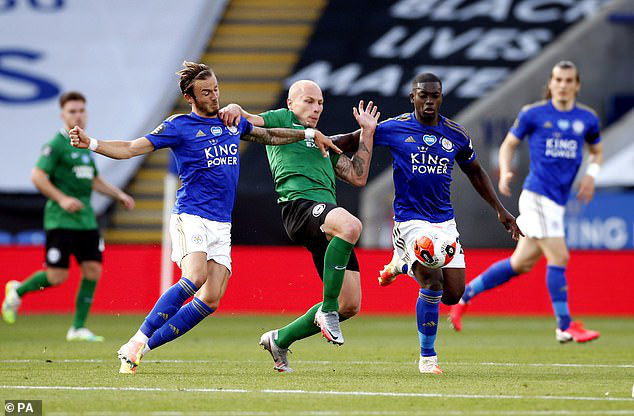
[510,100,601,205]
[146,113,252,222]
[375,112,476,223]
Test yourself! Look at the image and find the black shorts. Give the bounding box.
[45,229,103,268]
[280,199,359,280]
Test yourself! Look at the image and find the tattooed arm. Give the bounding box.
[241,126,341,156]
[334,101,380,187]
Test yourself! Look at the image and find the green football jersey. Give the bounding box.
[260,108,340,204]
[35,129,98,230]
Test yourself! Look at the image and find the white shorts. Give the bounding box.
[516,190,565,239]
[170,213,232,272]
[391,218,465,277]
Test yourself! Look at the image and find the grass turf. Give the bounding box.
[0,314,633,415]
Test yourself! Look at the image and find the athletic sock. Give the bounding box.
[417,288,443,357]
[139,277,197,338]
[275,303,322,349]
[546,265,571,331]
[146,297,214,350]
[461,258,518,303]
[322,237,354,312]
[72,278,97,329]
[16,270,52,297]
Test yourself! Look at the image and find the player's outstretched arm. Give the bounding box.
[334,100,380,187]
[93,176,135,210]
[69,126,154,160]
[242,126,341,157]
[577,142,603,203]
[460,159,524,241]
[498,133,521,197]
[218,103,265,127]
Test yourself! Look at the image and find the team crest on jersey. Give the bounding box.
[572,120,584,135]
[422,135,437,146]
[226,126,239,136]
[441,138,453,152]
[211,126,222,136]
[71,152,79,159]
[82,154,91,164]
[312,203,326,217]
[557,119,570,130]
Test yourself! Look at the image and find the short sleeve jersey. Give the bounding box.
[35,129,98,230]
[260,108,340,204]
[374,113,476,223]
[510,100,601,205]
[145,113,252,222]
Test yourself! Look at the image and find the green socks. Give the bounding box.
[16,270,52,297]
[322,236,354,312]
[276,303,321,349]
[72,278,97,329]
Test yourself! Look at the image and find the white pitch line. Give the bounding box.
[1,359,632,369]
[0,385,632,402]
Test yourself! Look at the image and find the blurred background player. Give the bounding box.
[450,61,602,343]
[374,73,522,374]
[1,91,135,341]
[219,81,378,372]
[69,62,340,374]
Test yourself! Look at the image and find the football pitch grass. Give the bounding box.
[1,314,633,415]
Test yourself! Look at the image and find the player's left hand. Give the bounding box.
[353,100,380,131]
[314,130,342,157]
[69,126,90,149]
[218,104,241,127]
[497,207,524,241]
[576,175,595,203]
[118,192,135,210]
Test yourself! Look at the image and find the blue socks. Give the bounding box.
[546,265,571,330]
[462,258,518,302]
[140,278,198,338]
[147,297,214,350]
[417,288,442,357]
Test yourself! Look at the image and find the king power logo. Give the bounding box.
[204,143,239,167]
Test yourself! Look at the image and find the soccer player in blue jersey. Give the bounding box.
[69,61,341,374]
[450,61,603,343]
[369,73,522,374]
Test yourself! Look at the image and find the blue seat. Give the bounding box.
[0,231,12,245]
[14,230,46,245]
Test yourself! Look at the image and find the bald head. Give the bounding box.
[286,80,324,128]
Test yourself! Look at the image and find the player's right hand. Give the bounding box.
[314,130,342,157]
[218,104,241,127]
[69,126,89,149]
[59,195,84,213]
[498,171,514,197]
[353,100,380,131]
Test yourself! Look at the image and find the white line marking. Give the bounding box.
[0,385,632,402]
[1,359,632,368]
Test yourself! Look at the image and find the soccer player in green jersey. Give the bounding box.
[1,91,135,341]
[220,80,378,372]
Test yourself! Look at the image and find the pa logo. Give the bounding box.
[312,203,326,217]
[422,135,437,146]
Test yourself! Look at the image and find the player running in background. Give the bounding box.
[1,91,135,341]
[219,81,378,372]
[450,61,602,343]
[371,73,522,374]
[69,62,340,374]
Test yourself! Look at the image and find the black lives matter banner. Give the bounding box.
[284,0,608,131]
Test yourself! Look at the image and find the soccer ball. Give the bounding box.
[413,229,457,269]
